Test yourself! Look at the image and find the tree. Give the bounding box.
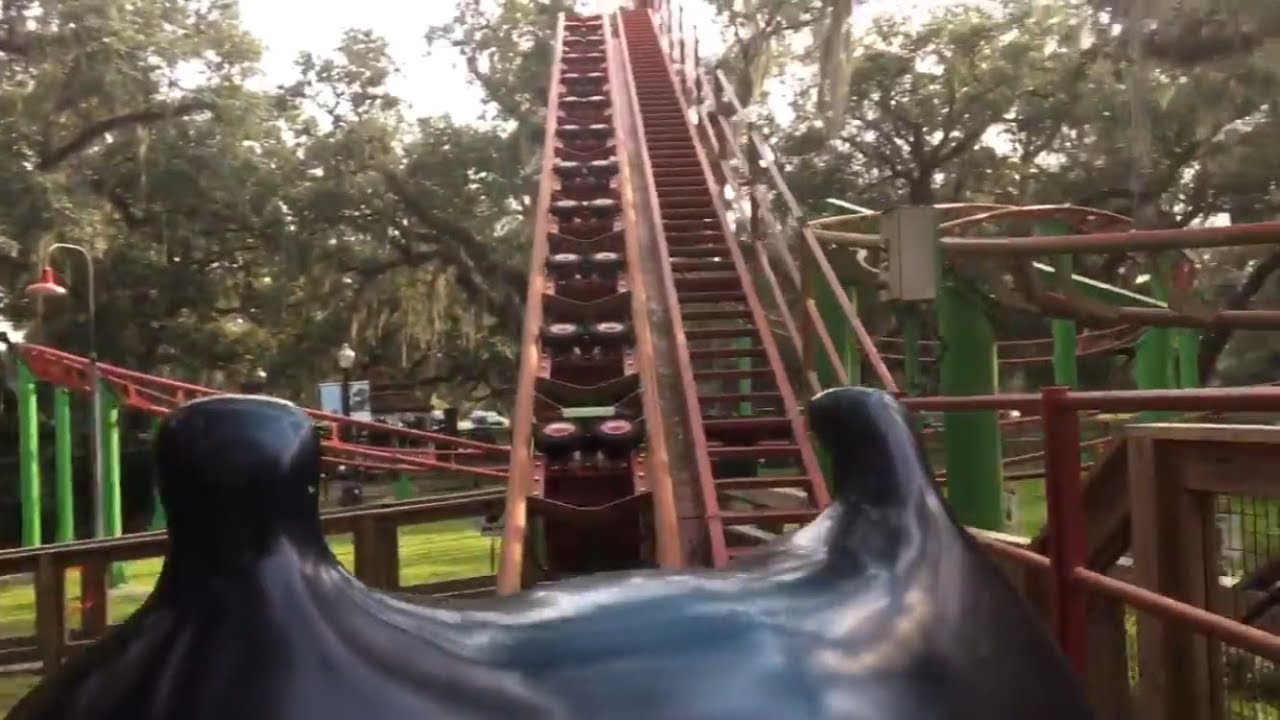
[774,0,1280,383]
[0,0,543,408]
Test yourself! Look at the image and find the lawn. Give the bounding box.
[0,519,494,713]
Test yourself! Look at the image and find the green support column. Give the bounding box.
[900,303,923,396]
[1050,257,1079,387]
[54,387,75,543]
[938,281,1004,530]
[148,416,166,531]
[1134,255,1176,420]
[735,336,753,417]
[814,280,863,388]
[1176,329,1200,389]
[17,361,42,547]
[101,384,126,585]
[813,276,862,487]
[393,472,413,502]
[1035,222,1079,388]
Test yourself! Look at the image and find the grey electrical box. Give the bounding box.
[883,206,938,301]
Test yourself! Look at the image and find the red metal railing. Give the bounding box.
[17,343,508,479]
[903,386,1280,671]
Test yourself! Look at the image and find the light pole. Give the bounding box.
[336,342,355,441]
[25,245,105,544]
[244,366,268,394]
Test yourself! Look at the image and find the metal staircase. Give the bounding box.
[617,8,830,567]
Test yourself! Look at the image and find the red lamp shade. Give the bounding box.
[24,266,68,299]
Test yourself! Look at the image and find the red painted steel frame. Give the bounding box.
[945,217,1280,254]
[918,384,1280,673]
[17,343,508,478]
[18,344,507,454]
[497,12,567,596]
[1040,387,1087,677]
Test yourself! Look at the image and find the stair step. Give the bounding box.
[688,344,762,358]
[698,391,783,406]
[682,309,750,322]
[707,444,802,461]
[721,508,819,526]
[664,231,723,246]
[668,245,727,258]
[695,368,774,382]
[660,208,717,222]
[663,220,721,233]
[674,275,740,293]
[685,327,755,340]
[715,475,812,491]
[670,258,735,272]
[660,196,714,210]
[657,185,712,197]
[672,291,743,305]
[704,417,793,442]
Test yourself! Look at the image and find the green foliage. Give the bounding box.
[0,0,548,408]
[4,0,1280,401]
[772,0,1280,383]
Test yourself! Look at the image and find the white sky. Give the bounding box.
[238,0,487,120]
[236,0,944,122]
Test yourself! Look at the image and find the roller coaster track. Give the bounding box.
[498,6,834,591]
[14,343,508,480]
[497,12,679,593]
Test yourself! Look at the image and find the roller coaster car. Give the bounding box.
[546,252,586,280]
[7,391,1095,720]
[539,322,584,356]
[533,419,585,463]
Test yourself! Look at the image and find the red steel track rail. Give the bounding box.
[618,7,829,568]
[16,343,506,478]
[498,12,675,592]
[496,11,567,595]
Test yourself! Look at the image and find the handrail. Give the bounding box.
[0,488,507,573]
[496,11,567,595]
[0,490,506,671]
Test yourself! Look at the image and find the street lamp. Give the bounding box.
[336,342,355,440]
[244,367,268,394]
[25,245,104,544]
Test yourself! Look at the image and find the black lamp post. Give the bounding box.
[336,342,356,440]
[244,367,268,394]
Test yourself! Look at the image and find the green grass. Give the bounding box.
[0,674,37,713]
[0,519,493,713]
